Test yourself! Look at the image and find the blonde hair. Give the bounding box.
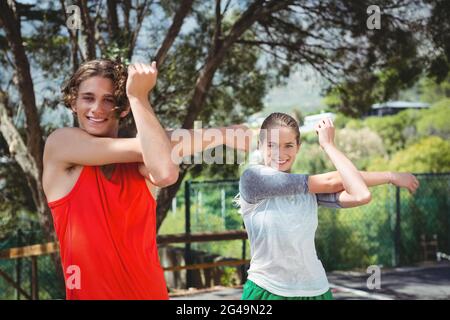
[258,112,301,147]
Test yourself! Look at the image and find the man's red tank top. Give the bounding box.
[47,163,169,300]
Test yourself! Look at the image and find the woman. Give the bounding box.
[43,59,246,299]
[238,112,419,300]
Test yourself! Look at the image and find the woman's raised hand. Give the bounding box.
[315,118,335,149]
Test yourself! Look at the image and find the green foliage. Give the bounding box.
[0,160,38,239]
[416,98,450,140]
[293,139,335,174]
[389,136,450,173]
[363,109,420,154]
[335,128,386,170]
[220,266,240,287]
[419,76,450,103]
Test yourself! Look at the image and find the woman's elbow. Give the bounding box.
[355,190,372,205]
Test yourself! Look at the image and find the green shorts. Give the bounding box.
[242,279,333,300]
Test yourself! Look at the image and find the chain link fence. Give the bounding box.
[182,173,450,272]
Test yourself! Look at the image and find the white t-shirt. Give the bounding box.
[238,164,341,297]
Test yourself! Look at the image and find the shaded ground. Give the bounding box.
[328,261,450,300]
[170,262,450,300]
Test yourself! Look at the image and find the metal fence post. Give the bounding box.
[394,186,401,267]
[241,238,247,284]
[184,180,192,289]
[29,221,39,300]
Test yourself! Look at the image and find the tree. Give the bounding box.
[325,0,450,116]
[335,127,386,170]
[1,0,448,243]
[389,136,450,173]
[362,109,420,155]
[416,98,450,140]
[419,76,450,103]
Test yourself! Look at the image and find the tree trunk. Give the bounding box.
[0,1,44,174]
[0,92,64,288]
[78,0,96,60]
[156,0,291,229]
[154,0,195,66]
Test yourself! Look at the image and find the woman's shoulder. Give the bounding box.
[241,164,281,179]
[242,164,273,174]
[241,164,264,181]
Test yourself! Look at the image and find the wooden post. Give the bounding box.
[16,228,22,300]
[30,256,39,300]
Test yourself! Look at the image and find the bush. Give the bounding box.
[389,136,450,173]
[416,98,450,140]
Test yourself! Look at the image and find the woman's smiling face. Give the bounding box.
[260,126,300,172]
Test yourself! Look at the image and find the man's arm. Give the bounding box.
[166,124,251,161]
[44,127,144,167]
[126,62,179,187]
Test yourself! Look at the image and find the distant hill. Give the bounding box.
[262,68,328,116]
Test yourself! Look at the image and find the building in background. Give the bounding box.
[300,112,336,133]
[367,101,429,117]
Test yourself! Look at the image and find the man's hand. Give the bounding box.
[390,172,420,193]
[126,62,158,99]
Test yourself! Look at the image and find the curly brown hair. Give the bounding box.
[61,59,129,119]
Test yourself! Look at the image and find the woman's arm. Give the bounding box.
[239,119,371,206]
[315,118,371,208]
[309,171,420,194]
[126,62,179,187]
[239,165,310,204]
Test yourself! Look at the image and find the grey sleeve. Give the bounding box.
[316,192,342,209]
[239,165,309,204]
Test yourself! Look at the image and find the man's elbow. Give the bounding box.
[355,190,372,205]
[153,166,179,187]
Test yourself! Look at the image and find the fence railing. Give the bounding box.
[0,230,250,300]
